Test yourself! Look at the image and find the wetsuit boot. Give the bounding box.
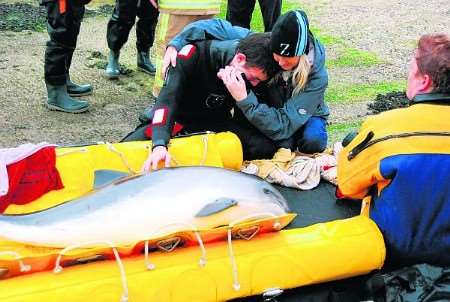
[105,49,120,79]
[46,83,90,113]
[137,51,156,75]
[66,74,93,97]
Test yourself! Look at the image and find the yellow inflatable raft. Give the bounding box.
[0,132,386,302]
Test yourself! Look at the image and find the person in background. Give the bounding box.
[105,0,159,78]
[122,33,279,171]
[41,0,92,113]
[162,10,329,154]
[149,0,221,98]
[227,0,281,32]
[338,33,450,267]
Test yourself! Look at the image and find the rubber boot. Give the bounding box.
[66,74,93,97]
[46,83,90,113]
[137,51,156,75]
[105,49,120,79]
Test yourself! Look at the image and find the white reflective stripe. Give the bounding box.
[152,108,166,124]
[179,45,194,56]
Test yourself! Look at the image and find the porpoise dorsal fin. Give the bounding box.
[93,170,131,189]
[195,198,238,217]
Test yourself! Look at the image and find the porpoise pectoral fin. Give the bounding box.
[93,170,131,189]
[195,198,238,217]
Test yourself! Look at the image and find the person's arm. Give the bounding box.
[145,45,198,170]
[337,119,382,199]
[169,19,251,51]
[163,19,252,75]
[235,70,328,140]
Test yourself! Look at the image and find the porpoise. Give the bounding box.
[0,166,290,248]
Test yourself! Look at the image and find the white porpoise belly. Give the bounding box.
[0,167,289,248]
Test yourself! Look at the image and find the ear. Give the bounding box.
[418,74,434,93]
[235,53,247,65]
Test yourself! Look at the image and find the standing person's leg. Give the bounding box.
[226,0,255,29]
[295,117,328,154]
[105,0,138,78]
[43,0,89,113]
[152,13,214,98]
[136,0,159,74]
[258,0,281,32]
[65,5,92,98]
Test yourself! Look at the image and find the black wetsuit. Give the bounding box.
[122,40,278,160]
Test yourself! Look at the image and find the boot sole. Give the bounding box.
[137,66,156,75]
[68,91,93,97]
[104,71,120,80]
[105,75,120,80]
[46,103,90,114]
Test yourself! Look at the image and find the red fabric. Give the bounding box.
[335,187,345,199]
[322,165,333,171]
[59,0,66,14]
[0,147,63,213]
[144,122,184,139]
[177,45,197,60]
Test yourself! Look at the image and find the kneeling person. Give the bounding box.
[122,33,279,171]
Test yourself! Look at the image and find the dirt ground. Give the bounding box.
[0,0,448,148]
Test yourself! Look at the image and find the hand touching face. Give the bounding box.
[217,66,248,102]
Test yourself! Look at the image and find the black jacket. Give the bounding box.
[150,40,241,148]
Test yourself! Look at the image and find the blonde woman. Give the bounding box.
[162,10,329,154]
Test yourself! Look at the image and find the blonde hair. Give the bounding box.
[291,55,311,96]
[270,54,312,95]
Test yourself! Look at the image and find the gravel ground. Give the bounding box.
[0,0,448,148]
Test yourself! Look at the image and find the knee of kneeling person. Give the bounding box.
[243,143,278,160]
[297,136,327,154]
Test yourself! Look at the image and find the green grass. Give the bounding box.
[310,27,344,47]
[325,80,407,104]
[327,121,363,144]
[327,48,381,68]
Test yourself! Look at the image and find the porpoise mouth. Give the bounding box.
[262,186,290,212]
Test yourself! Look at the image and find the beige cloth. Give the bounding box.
[241,147,341,190]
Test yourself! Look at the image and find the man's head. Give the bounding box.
[407,33,450,100]
[230,33,279,87]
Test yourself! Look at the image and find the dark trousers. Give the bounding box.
[226,0,281,32]
[121,120,278,161]
[106,0,158,52]
[43,0,85,85]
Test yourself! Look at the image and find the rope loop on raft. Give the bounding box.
[227,212,279,291]
[0,251,31,273]
[53,240,129,302]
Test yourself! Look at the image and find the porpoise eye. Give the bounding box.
[263,188,272,195]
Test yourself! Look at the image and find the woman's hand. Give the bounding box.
[217,66,248,102]
[162,46,178,75]
[149,0,158,9]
